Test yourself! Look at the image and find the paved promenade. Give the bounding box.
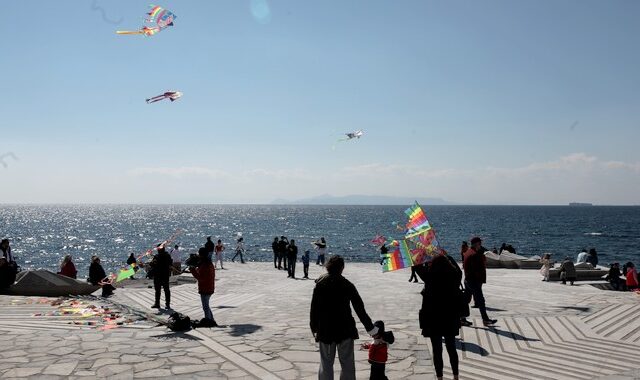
[0,262,639,379]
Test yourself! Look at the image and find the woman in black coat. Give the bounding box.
[417,254,461,380]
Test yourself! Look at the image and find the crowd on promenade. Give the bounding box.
[1,233,639,380]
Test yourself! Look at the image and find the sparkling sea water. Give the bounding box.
[0,205,638,274]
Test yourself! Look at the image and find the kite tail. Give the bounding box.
[116,30,144,35]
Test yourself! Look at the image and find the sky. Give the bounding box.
[1,0,639,205]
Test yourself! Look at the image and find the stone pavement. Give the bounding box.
[0,262,639,379]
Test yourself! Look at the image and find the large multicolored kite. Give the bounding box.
[376,202,442,272]
[117,5,177,36]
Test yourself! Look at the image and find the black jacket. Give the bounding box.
[287,244,298,257]
[419,257,462,338]
[205,240,215,254]
[89,262,107,285]
[152,251,173,279]
[310,274,374,343]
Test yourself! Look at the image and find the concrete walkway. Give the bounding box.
[0,262,639,379]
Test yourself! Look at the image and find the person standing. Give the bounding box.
[151,245,173,309]
[315,237,327,266]
[127,253,137,266]
[417,254,461,380]
[272,237,279,269]
[539,253,552,281]
[232,237,245,263]
[408,265,419,283]
[463,237,497,326]
[278,236,289,271]
[460,241,469,261]
[301,250,310,279]
[214,239,225,269]
[190,247,217,326]
[310,255,377,380]
[287,239,298,278]
[58,255,77,279]
[170,244,182,274]
[205,237,215,261]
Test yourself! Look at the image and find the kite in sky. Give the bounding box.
[332,130,364,150]
[146,91,182,104]
[345,130,364,139]
[117,5,176,36]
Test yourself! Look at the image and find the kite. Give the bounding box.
[379,202,443,272]
[116,5,176,36]
[344,130,364,140]
[115,264,136,282]
[146,91,182,104]
[332,130,364,150]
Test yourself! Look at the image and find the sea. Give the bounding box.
[0,205,638,274]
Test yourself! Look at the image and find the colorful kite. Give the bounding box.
[146,91,182,104]
[380,202,442,272]
[332,130,364,150]
[115,264,136,282]
[117,5,176,36]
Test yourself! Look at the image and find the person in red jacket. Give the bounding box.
[190,247,217,326]
[463,237,496,326]
[58,255,77,279]
[361,320,395,380]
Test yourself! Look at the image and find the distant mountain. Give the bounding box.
[271,194,456,206]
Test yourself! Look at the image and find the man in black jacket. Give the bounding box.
[151,245,173,309]
[310,255,377,380]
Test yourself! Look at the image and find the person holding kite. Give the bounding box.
[89,256,115,298]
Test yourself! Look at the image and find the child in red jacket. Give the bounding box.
[361,320,395,380]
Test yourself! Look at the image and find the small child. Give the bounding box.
[301,250,310,279]
[361,320,395,380]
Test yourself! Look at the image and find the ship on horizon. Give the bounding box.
[569,202,594,207]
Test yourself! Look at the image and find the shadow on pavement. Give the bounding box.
[456,339,490,356]
[228,324,262,337]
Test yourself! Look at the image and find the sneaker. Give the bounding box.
[461,319,473,327]
[471,305,479,308]
[151,304,160,309]
[165,305,171,310]
[483,319,497,326]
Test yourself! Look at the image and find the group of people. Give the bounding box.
[606,261,638,291]
[312,237,497,380]
[576,248,599,267]
[272,236,327,279]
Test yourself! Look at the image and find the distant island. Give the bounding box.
[271,194,456,206]
[569,202,594,207]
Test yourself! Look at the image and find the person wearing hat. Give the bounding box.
[361,320,395,380]
[463,237,496,326]
[310,255,377,380]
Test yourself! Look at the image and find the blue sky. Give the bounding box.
[1,0,639,204]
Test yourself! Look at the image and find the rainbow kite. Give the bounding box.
[380,202,442,272]
[117,5,176,37]
[381,240,413,272]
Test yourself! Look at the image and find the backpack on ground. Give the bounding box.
[167,312,191,332]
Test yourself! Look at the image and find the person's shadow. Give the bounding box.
[480,327,540,342]
[228,324,262,337]
[455,339,489,356]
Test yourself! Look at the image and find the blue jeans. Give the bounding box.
[465,280,490,321]
[200,293,213,320]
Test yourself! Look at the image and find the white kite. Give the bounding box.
[332,130,364,150]
[146,91,183,104]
